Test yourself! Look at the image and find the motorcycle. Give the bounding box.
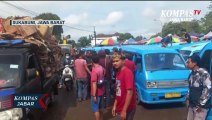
[61,65,74,91]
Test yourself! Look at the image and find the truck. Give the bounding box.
[0,40,59,120]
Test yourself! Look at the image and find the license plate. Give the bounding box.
[165,92,181,98]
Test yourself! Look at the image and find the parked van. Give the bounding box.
[82,46,120,54]
[169,42,206,52]
[180,41,210,61]
[198,42,212,120]
[121,45,190,104]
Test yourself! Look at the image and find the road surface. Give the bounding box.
[38,87,187,120]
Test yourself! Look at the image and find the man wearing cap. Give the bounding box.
[186,54,211,120]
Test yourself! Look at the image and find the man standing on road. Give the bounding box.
[186,54,211,120]
[104,49,113,108]
[91,55,105,120]
[75,51,91,102]
[112,52,136,120]
[85,50,93,98]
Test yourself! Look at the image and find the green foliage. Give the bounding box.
[78,36,91,47]
[135,36,143,41]
[150,33,161,39]
[71,40,76,47]
[161,20,202,37]
[201,11,212,33]
[34,13,63,41]
[208,1,212,10]
[117,33,134,42]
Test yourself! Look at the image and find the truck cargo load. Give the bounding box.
[0,16,63,78]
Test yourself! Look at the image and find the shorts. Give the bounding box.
[91,96,104,112]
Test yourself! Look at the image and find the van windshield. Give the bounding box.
[0,55,21,89]
[145,53,187,71]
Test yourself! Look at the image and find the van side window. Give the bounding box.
[201,50,212,73]
[135,55,142,71]
[124,52,133,60]
[27,55,36,69]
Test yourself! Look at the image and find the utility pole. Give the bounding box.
[94,26,96,46]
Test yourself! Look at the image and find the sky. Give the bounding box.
[0,1,211,40]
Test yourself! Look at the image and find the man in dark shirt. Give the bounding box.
[85,50,93,98]
[186,54,211,120]
[161,34,173,48]
[181,29,191,43]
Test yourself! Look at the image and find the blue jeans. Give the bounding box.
[77,79,88,100]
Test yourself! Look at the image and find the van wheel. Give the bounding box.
[136,89,141,105]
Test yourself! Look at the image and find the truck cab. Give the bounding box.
[0,40,59,120]
[122,45,190,104]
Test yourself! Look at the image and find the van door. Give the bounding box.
[200,50,212,74]
[24,54,42,94]
[201,50,212,120]
[134,54,145,86]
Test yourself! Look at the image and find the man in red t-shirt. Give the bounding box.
[91,55,105,120]
[74,51,91,101]
[112,52,136,120]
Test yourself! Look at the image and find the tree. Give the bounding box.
[150,33,161,38]
[201,11,212,33]
[201,2,212,33]
[71,40,76,47]
[208,1,212,10]
[78,36,91,47]
[161,20,202,37]
[34,13,63,41]
[135,35,143,41]
[117,33,134,42]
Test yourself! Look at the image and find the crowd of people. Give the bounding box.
[60,47,137,120]
[59,45,211,120]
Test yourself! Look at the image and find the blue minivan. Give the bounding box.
[198,42,212,120]
[121,45,191,104]
[180,41,210,61]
